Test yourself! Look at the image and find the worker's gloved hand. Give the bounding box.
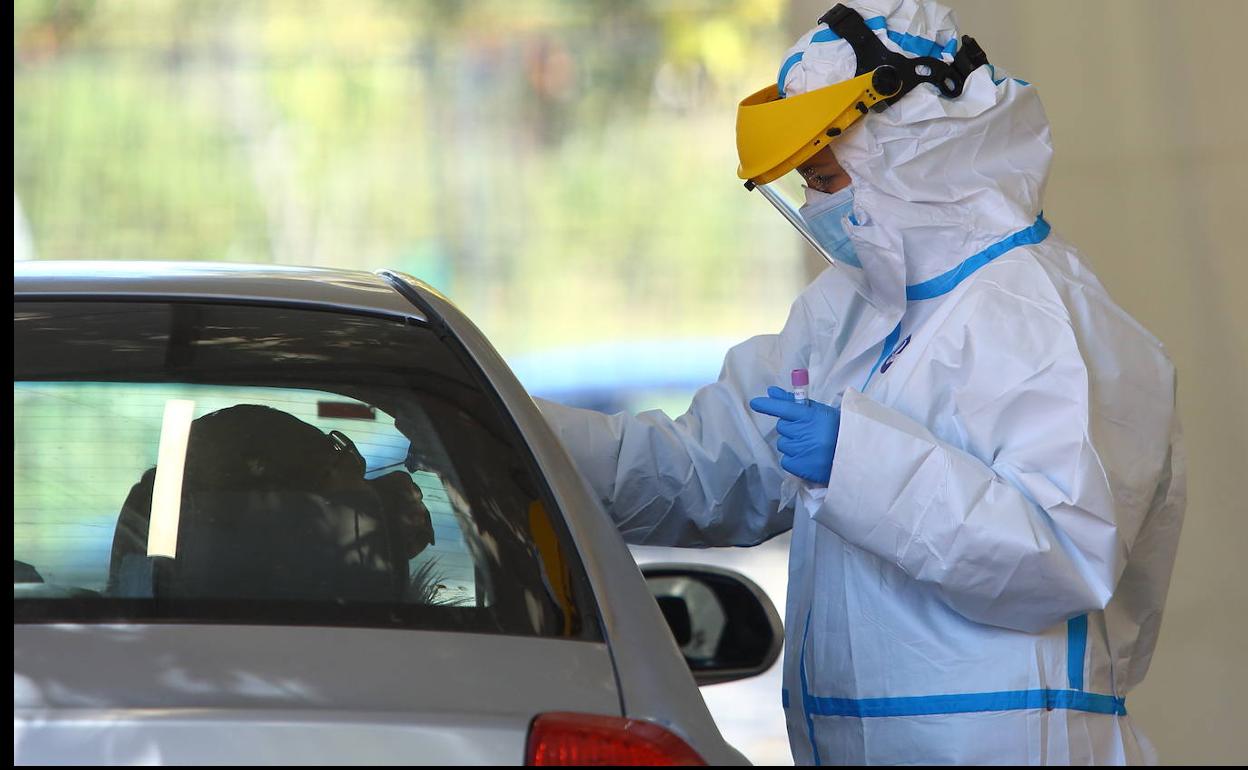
[749,386,841,485]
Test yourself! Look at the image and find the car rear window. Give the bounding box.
[13,300,599,640]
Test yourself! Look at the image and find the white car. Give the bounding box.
[13,262,782,766]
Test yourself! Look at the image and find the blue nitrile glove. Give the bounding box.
[749,386,841,485]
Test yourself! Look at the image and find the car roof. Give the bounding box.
[13,261,427,320]
[509,338,737,394]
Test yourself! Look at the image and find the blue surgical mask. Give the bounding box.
[798,185,862,268]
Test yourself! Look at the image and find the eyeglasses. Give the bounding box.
[798,167,832,190]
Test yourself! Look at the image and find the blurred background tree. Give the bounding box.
[13,0,806,356]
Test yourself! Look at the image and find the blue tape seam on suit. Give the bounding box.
[783,687,1127,718]
[1068,614,1088,690]
[906,215,1051,301]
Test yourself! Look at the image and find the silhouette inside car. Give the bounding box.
[107,404,435,603]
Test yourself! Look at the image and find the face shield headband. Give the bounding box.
[818,3,989,108]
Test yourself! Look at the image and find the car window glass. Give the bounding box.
[13,301,598,640]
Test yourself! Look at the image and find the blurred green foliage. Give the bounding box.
[13,0,807,354]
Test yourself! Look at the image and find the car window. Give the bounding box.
[13,301,598,640]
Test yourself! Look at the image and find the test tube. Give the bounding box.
[791,368,809,405]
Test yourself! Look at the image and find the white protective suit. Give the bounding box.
[538,0,1186,763]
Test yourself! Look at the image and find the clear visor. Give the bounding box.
[754,169,844,267]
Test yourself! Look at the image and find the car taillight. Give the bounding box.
[525,712,708,766]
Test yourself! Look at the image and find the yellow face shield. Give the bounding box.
[735,67,901,187]
[737,3,988,189]
[733,4,989,266]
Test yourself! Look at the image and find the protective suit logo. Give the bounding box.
[879,334,911,373]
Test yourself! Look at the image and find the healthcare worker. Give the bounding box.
[537,0,1185,764]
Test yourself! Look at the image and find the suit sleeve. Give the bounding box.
[536,299,824,548]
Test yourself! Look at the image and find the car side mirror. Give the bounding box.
[641,564,783,686]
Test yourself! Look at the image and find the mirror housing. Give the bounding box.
[642,563,783,686]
